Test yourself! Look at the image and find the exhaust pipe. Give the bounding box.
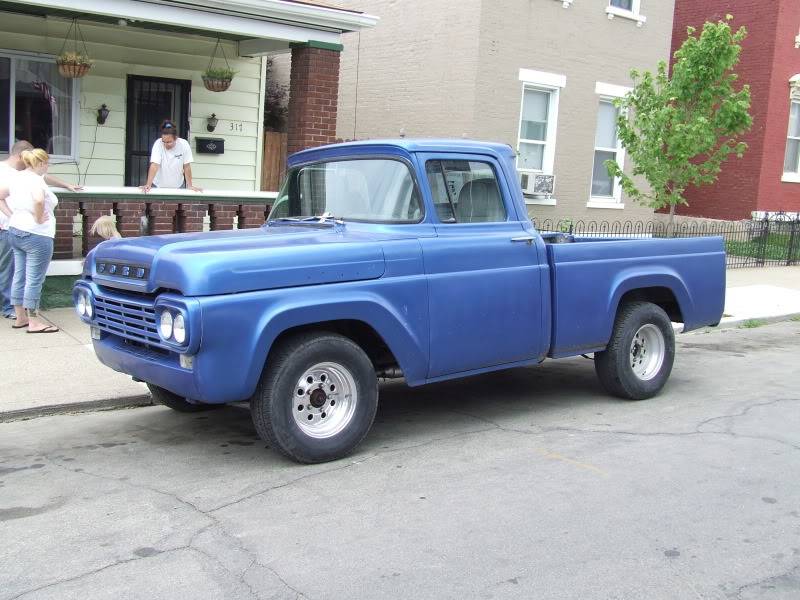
[376,367,404,379]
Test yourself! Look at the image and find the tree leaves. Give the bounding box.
[608,18,752,219]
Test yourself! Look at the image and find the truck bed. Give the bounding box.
[544,235,726,358]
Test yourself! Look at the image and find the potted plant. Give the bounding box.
[202,66,236,92]
[57,51,93,79]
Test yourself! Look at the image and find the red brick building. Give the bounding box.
[671,0,800,219]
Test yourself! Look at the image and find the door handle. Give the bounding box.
[511,236,535,245]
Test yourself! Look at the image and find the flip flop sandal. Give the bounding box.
[27,325,60,334]
[12,323,29,329]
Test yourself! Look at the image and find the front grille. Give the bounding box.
[95,294,169,351]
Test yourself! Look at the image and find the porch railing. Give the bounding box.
[53,187,276,259]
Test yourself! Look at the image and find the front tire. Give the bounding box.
[252,332,378,464]
[147,383,217,413]
[594,302,675,400]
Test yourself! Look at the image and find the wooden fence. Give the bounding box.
[261,131,288,191]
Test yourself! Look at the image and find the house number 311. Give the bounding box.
[229,121,243,132]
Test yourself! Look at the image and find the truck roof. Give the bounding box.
[289,138,517,164]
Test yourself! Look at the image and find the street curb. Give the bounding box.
[676,312,800,335]
[0,395,154,423]
[2,314,798,423]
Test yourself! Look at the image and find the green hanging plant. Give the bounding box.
[202,40,236,92]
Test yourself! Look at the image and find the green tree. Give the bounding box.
[607,17,752,231]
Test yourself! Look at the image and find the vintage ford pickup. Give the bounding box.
[74,140,725,463]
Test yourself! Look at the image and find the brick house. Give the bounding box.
[323,0,677,222]
[671,0,800,220]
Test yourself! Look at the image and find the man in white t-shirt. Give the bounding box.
[140,120,202,193]
[0,140,82,318]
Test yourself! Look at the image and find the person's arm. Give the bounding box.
[44,174,83,192]
[183,163,202,192]
[141,162,159,193]
[141,140,162,193]
[0,186,10,218]
[32,188,47,224]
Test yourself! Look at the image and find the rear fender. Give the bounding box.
[607,270,694,338]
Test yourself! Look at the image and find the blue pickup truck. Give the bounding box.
[74,139,725,463]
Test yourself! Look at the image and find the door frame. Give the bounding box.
[124,75,191,186]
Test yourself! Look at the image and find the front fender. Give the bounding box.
[195,280,429,402]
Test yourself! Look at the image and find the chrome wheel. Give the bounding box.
[629,324,665,381]
[292,362,358,439]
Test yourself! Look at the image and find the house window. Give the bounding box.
[0,52,77,160]
[606,0,646,26]
[590,100,623,202]
[518,88,553,171]
[516,70,564,175]
[783,101,800,174]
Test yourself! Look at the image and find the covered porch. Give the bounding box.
[0,0,376,268]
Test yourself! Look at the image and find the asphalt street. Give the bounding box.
[2,321,799,600]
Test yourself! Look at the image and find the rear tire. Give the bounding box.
[251,332,378,464]
[594,301,675,400]
[147,383,217,413]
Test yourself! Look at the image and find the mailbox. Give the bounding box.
[196,138,224,154]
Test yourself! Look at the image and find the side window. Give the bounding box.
[425,160,507,223]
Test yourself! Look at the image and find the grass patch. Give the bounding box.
[740,319,766,329]
[791,315,800,322]
[725,233,800,261]
[41,276,79,310]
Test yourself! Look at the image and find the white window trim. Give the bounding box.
[587,201,625,210]
[517,68,565,177]
[0,48,80,163]
[783,99,800,180]
[781,173,800,183]
[589,84,628,205]
[518,68,566,90]
[606,0,647,27]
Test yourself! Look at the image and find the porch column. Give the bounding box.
[287,41,343,155]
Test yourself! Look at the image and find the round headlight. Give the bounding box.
[172,313,186,344]
[85,296,94,318]
[76,293,87,316]
[159,311,173,340]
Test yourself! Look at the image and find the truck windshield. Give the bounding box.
[269,159,423,223]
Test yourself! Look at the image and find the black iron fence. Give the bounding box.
[533,216,800,269]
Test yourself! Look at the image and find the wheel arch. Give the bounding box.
[607,271,694,335]
[246,299,429,398]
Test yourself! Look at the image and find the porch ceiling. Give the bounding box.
[0,0,377,55]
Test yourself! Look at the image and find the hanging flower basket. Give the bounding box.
[201,40,236,93]
[202,72,234,93]
[57,20,93,79]
[57,54,93,79]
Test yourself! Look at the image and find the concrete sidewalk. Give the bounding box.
[1,266,798,421]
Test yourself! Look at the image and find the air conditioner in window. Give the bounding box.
[519,171,555,198]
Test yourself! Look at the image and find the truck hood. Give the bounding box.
[90,225,404,295]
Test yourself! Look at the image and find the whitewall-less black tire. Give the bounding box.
[251,332,378,464]
[594,302,675,400]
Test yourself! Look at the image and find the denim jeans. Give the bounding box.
[0,229,14,315]
[8,227,54,312]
